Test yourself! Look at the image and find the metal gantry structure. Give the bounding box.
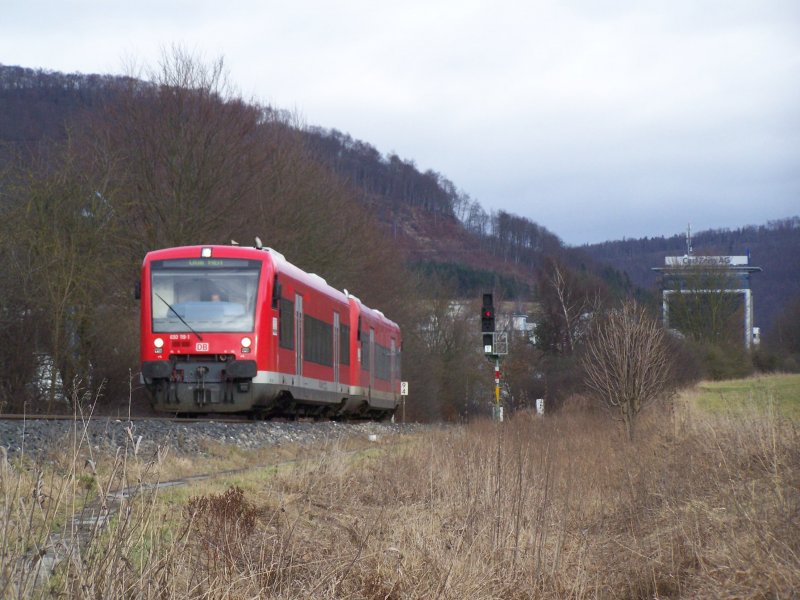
[651,225,762,350]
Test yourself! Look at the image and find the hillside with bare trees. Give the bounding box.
[1,58,798,419]
[0,63,611,301]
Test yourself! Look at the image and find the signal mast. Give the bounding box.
[481,293,507,421]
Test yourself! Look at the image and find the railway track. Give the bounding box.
[0,413,256,423]
[0,412,382,424]
[0,413,418,461]
[1,412,396,424]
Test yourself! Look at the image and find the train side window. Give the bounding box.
[375,343,391,381]
[340,325,350,365]
[396,345,402,379]
[303,315,333,367]
[361,331,370,371]
[271,275,281,309]
[279,298,294,349]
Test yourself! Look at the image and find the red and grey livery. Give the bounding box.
[139,244,401,419]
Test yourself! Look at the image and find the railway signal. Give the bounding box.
[481,292,504,421]
[481,293,495,354]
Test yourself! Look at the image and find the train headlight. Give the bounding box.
[154,337,164,348]
[241,337,252,348]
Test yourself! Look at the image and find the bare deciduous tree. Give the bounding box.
[89,46,271,256]
[582,300,673,441]
[536,258,602,354]
[403,282,486,421]
[1,140,117,410]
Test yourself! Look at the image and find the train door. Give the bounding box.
[369,328,375,390]
[333,312,340,385]
[295,294,303,377]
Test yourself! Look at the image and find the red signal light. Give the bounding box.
[481,293,496,339]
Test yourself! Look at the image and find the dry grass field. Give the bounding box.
[1,375,798,598]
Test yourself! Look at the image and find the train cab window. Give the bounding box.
[150,258,260,333]
[279,298,294,349]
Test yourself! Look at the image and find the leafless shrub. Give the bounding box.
[183,486,262,591]
[583,299,674,440]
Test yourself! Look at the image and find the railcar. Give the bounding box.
[139,243,401,419]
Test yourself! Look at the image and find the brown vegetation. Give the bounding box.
[3,393,797,598]
[0,49,409,413]
[1,54,793,421]
[583,300,673,440]
[234,408,798,598]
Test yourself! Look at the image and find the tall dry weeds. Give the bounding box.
[1,391,797,598]
[203,403,797,599]
[0,385,180,598]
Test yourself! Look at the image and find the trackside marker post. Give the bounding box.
[400,381,408,423]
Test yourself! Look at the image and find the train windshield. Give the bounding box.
[150,258,261,333]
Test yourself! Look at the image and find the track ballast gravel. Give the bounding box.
[0,417,419,460]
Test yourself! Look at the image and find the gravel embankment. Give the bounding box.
[0,418,420,461]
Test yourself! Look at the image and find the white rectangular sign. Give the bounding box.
[665,256,748,267]
[400,381,409,396]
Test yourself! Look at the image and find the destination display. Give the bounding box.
[154,258,259,269]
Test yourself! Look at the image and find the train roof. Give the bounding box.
[144,244,275,261]
[143,245,352,307]
[347,294,400,332]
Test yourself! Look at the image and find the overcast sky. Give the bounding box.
[2,1,798,245]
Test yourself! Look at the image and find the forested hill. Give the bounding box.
[0,65,126,143]
[582,218,800,332]
[3,60,797,420]
[303,126,583,296]
[0,63,606,299]
[0,59,633,420]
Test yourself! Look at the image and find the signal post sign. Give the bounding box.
[397,381,408,424]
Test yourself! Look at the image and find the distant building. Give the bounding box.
[491,302,539,344]
[652,228,761,349]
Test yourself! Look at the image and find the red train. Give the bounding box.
[139,243,402,419]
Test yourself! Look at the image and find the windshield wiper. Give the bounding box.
[154,293,203,341]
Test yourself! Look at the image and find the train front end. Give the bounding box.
[140,246,267,413]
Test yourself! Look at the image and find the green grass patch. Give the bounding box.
[691,373,800,418]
